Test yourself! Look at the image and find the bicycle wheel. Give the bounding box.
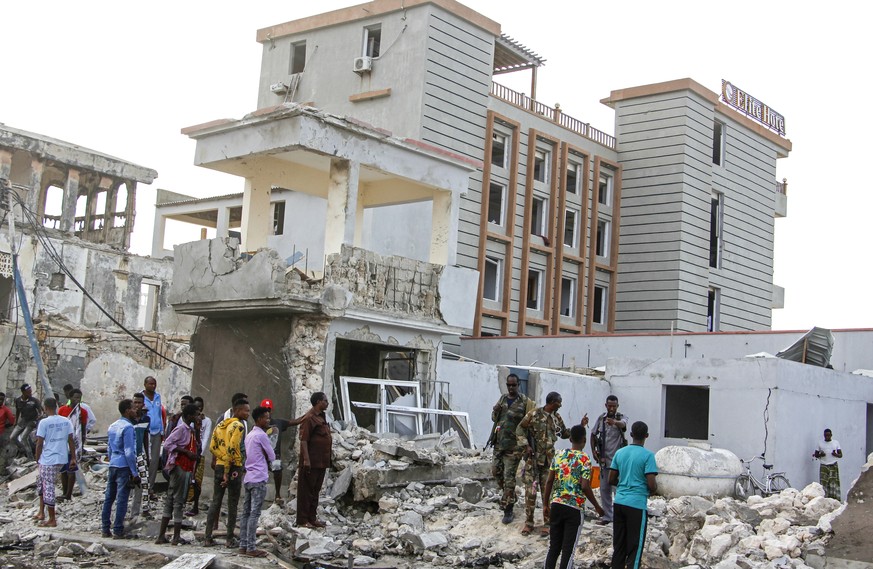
[767,474,790,494]
[735,474,754,500]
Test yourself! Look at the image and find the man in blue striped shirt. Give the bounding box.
[102,399,140,538]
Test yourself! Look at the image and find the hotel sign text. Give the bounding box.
[721,80,786,136]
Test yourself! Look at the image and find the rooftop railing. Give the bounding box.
[776,178,788,195]
[491,82,616,150]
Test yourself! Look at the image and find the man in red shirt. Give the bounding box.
[0,392,16,475]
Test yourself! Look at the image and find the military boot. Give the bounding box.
[501,505,514,524]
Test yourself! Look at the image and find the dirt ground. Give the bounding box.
[825,464,873,563]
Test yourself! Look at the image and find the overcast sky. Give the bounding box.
[2,1,869,331]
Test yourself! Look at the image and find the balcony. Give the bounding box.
[775,178,788,218]
[490,82,616,149]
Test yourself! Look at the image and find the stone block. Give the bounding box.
[329,466,353,500]
[400,531,448,552]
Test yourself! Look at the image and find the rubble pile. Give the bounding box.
[0,425,850,569]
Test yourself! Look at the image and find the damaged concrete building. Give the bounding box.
[0,124,196,431]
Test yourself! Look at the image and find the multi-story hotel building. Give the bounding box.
[160,0,790,337]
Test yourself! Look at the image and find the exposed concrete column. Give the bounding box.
[241,178,271,252]
[430,190,453,266]
[216,206,230,238]
[0,149,11,180]
[151,212,167,258]
[324,158,360,257]
[28,157,44,213]
[60,168,79,234]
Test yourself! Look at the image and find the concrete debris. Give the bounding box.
[0,420,855,569]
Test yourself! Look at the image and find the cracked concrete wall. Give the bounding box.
[168,237,287,305]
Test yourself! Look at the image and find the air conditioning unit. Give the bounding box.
[353,56,373,74]
[270,81,289,95]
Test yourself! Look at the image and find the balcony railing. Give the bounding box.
[491,82,616,149]
[776,178,788,195]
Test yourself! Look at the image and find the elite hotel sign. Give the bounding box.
[721,80,786,136]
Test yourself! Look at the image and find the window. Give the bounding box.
[564,209,578,248]
[491,133,507,169]
[43,185,64,228]
[712,121,725,166]
[707,287,720,332]
[709,191,723,268]
[488,183,505,225]
[91,190,107,230]
[598,172,612,205]
[483,257,501,302]
[137,280,161,331]
[530,196,547,237]
[566,162,580,195]
[363,25,382,57]
[290,41,307,74]
[272,201,286,235]
[526,269,543,310]
[533,150,549,184]
[664,386,710,440]
[592,285,607,325]
[596,219,610,257]
[560,277,575,317]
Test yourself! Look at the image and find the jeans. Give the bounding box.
[163,465,191,523]
[205,465,242,541]
[10,421,36,459]
[102,467,132,536]
[240,482,268,551]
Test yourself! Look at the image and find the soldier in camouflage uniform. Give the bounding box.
[490,374,533,524]
[516,392,587,536]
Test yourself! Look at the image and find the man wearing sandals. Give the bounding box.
[34,398,76,527]
[813,428,842,500]
[238,405,276,557]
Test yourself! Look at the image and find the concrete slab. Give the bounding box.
[6,470,38,496]
[160,553,216,569]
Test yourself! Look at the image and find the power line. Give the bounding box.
[6,191,192,371]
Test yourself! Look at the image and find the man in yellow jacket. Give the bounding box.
[204,398,250,547]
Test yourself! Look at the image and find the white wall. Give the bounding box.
[607,357,873,500]
[460,329,873,374]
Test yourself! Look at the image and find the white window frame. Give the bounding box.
[526,268,544,311]
[560,276,576,318]
[596,219,611,258]
[598,172,613,206]
[707,287,721,332]
[491,132,508,169]
[564,208,578,248]
[533,149,550,184]
[363,24,382,58]
[592,284,607,325]
[487,182,506,226]
[566,162,580,195]
[483,256,502,302]
[531,196,548,237]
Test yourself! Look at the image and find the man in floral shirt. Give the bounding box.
[542,425,603,569]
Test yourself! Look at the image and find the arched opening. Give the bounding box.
[43,185,64,229]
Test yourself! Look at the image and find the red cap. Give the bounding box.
[260,399,273,409]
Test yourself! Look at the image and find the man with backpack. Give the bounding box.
[204,398,250,547]
[590,395,628,525]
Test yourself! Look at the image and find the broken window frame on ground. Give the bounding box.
[340,376,474,448]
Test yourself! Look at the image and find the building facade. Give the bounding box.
[165,0,790,337]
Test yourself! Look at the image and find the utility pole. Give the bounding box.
[0,178,53,398]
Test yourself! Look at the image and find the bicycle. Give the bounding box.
[734,454,790,499]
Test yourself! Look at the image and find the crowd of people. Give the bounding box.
[0,377,333,558]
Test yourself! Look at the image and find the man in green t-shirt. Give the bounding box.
[608,421,658,569]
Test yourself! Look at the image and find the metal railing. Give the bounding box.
[776,178,788,195]
[491,82,616,149]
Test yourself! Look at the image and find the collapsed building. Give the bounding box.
[0,124,196,430]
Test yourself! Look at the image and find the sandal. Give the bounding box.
[521,524,533,536]
[540,526,550,537]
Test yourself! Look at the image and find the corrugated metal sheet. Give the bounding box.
[775,327,834,367]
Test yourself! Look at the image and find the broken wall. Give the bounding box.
[608,356,873,500]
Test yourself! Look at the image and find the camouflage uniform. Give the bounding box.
[516,407,570,526]
[491,393,532,509]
